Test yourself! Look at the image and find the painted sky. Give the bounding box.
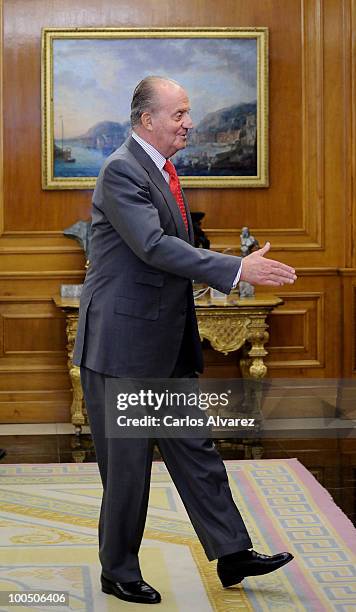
[53,37,257,139]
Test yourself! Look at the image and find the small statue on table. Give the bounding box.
[239,226,260,298]
[63,220,91,262]
[190,212,210,249]
[61,220,91,298]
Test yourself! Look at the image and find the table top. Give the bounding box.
[53,291,283,311]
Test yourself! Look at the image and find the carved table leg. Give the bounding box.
[72,449,86,463]
[246,315,269,379]
[69,366,86,435]
[239,314,270,441]
[65,313,87,434]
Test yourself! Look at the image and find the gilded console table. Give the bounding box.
[195,292,282,379]
[53,292,282,434]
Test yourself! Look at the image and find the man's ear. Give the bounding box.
[140,112,153,131]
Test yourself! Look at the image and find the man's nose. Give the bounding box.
[183,114,194,129]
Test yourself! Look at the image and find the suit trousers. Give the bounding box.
[81,366,252,581]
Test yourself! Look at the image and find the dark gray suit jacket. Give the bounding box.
[73,136,241,377]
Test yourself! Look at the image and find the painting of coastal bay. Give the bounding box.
[42,28,268,189]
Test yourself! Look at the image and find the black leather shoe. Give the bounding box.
[217,549,294,587]
[101,574,161,604]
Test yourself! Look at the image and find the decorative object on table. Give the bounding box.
[190,212,210,249]
[60,284,83,298]
[61,219,91,298]
[240,226,260,257]
[239,226,260,298]
[210,288,228,304]
[42,27,269,190]
[63,220,91,260]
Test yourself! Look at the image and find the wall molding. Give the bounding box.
[267,290,325,368]
[300,0,325,249]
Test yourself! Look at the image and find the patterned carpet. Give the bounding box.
[0,459,355,611]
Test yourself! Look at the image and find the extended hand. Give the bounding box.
[240,242,297,287]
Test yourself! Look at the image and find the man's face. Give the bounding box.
[148,82,193,159]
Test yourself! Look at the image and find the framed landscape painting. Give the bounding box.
[41,27,268,190]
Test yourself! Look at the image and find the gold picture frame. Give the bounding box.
[42,27,269,190]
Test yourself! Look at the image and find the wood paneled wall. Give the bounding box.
[0,0,355,422]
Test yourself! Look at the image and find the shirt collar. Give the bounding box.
[132,131,166,172]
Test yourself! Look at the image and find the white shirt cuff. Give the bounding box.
[232,262,242,288]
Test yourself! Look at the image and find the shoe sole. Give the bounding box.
[220,575,245,588]
[101,583,161,604]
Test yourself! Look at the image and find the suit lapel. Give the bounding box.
[126,137,191,243]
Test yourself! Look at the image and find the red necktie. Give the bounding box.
[163,160,189,232]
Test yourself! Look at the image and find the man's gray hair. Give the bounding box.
[130,76,179,127]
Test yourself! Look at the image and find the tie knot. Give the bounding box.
[163,159,177,178]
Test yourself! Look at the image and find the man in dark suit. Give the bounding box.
[73,76,296,605]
